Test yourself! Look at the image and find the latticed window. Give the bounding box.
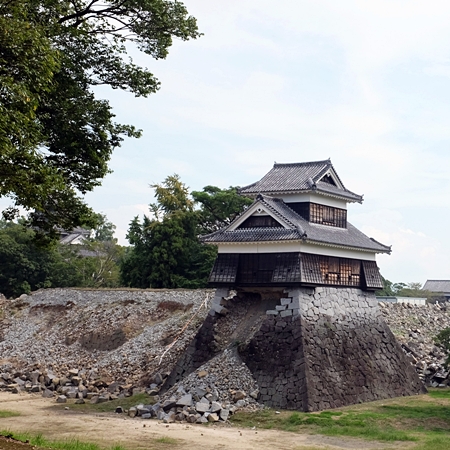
[301,253,381,289]
[209,252,382,290]
[237,253,301,284]
[209,254,239,284]
[310,203,347,228]
[301,253,361,287]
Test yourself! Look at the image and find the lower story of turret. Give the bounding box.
[208,251,383,291]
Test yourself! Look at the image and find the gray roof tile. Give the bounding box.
[240,160,362,202]
[202,194,390,254]
[423,280,450,293]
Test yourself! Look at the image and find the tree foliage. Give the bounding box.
[120,175,250,289]
[0,217,123,298]
[376,278,432,299]
[0,0,200,235]
[192,185,252,234]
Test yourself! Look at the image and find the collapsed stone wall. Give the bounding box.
[0,288,214,386]
[380,301,450,386]
[0,286,431,414]
[165,287,426,412]
[163,290,281,390]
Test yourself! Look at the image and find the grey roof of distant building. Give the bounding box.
[202,194,391,253]
[239,159,363,202]
[59,227,91,245]
[423,280,450,293]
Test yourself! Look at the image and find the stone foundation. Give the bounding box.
[165,286,426,411]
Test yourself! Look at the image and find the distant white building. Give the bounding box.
[376,296,427,306]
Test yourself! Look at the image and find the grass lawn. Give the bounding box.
[0,410,21,418]
[2,390,450,449]
[230,388,450,450]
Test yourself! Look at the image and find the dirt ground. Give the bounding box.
[0,392,412,450]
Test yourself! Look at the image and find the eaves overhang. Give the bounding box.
[242,189,363,204]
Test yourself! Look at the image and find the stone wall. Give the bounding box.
[167,286,426,411]
[241,287,426,411]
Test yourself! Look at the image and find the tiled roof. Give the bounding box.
[202,194,391,254]
[203,228,302,243]
[423,280,450,293]
[239,160,362,202]
[59,227,91,245]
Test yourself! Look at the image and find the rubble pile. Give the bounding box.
[129,349,261,423]
[0,289,213,387]
[380,301,450,386]
[3,288,450,420]
[0,365,151,402]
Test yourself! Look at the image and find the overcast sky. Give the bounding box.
[9,1,450,284]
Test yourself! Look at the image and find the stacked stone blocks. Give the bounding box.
[166,286,426,411]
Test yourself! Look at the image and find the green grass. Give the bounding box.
[68,393,154,413]
[153,436,178,445]
[0,410,20,418]
[230,389,450,449]
[0,430,126,450]
[427,388,450,399]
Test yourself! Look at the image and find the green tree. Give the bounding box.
[0,0,200,235]
[77,240,124,287]
[192,185,252,234]
[89,213,116,242]
[0,220,84,297]
[376,279,435,301]
[121,175,216,288]
[375,277,396,296]
[121,175,249,289]
[0,216,124,297]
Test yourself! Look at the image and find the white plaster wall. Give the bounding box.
[217,242,376,261]
[279,193,348,209]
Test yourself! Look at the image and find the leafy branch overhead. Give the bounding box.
[0,0,200,235]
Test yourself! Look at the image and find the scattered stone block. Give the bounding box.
[219,409,230,421]
[232,390,246,402]
[207,413,219,422]
[195,402,210,413]
[42,389,54,398]
[176,393,193,407]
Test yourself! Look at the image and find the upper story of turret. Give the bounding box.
[239,159,362,229]
[202,159,389,290]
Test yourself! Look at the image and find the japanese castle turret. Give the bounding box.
[203,159,390,290]
[165,159,425,412]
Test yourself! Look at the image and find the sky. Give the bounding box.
[7,0,450,284]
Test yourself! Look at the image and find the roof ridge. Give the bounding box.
[232,226,292,231]
[273,159,331,168]
[259,196,297,228]
[261,196,307,236]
